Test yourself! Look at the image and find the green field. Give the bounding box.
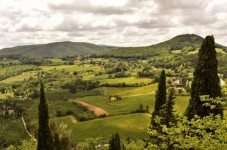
[55,113,150,142]
[104,83,157,96]
[1,71,37,83]
[187,48,226,55]
[78,94,189,115]
[78,94,155,114]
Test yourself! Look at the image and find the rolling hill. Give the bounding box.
[99,34,227,58]
[0,41,114,58]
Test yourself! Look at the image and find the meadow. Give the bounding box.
[55,113,150,142]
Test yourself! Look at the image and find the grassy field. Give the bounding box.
[187,48,226,55]
[55,113,150,142]
[0,71,37,83]
[78,94,189,115]
[99,77,153,85]
[104,83,157,96]
[77,94,155,114]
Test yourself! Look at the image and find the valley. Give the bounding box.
[0,34,226,149]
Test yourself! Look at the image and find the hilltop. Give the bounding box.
[0,41,114,58]
[99,34,227,58]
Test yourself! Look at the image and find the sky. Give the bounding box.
[0,0,227,48]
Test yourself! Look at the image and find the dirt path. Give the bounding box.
[73,99,108,116]
[21,116,37,141]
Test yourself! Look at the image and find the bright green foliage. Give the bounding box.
[76,137,106,150]
[149,97,226,150]
[50,121,72,150]
[7,139,37,150]
[109,133,121,150]
[37,80,53,150]
[148,114,227,150]
[185,36,223,119]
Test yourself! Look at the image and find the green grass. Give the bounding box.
[99,77,153,85]
[104,83,157,96]
[174,96,190,114]
[55,113,150,142]
[79,94,189,115]
[1,71,37,83]
[187,48,226,55]
[79,94,155,114]
[216,48,226,54]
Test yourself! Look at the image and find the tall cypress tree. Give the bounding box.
[185,36,222,119]
[153,70,167,116]
[160,88,176,128]
[109,133,121,150]
[37,80,53,150]
[151,70,167,130]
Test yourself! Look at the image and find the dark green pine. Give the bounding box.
[160,88,176,128]
[37,80,53,150]
[109,133,121,150]
[151,70,167,130]
[185,35,222,119]
[153,70,167,115]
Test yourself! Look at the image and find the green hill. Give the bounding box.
[0,41,113,58]
[99,34,227,58]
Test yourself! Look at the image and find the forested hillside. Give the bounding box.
[0,42,114,58]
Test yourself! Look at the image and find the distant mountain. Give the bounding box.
[0,41,113,58]
[99,34,227,58]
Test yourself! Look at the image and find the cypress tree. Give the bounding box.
[153,70,167,116]
[185,36,222,119]
[151,70,166,130]
[37,80,53,150]
[109,133,121,150]
[160,88,176,128]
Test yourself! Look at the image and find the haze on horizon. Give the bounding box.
[0,0,227,49]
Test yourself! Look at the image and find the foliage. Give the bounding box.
[37,80,53,150]
[7,139,37,150]
[186,36,223,119]
[159,88,176,128]
[0,42,111,58]
[50,121,73,150]
[109,133,121,150]
[148,114,227,150]
[152,70,167,117]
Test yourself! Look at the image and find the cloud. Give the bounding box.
[48,0,133,15]
[0,0,227,48]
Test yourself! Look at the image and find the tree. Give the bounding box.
[37,80,53,150]
[109,133,121,150]
[148,114,227,150]
[185,36,223,119]
[50,121,72,150]
[151,70,167,127]
[159,88,176,128]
